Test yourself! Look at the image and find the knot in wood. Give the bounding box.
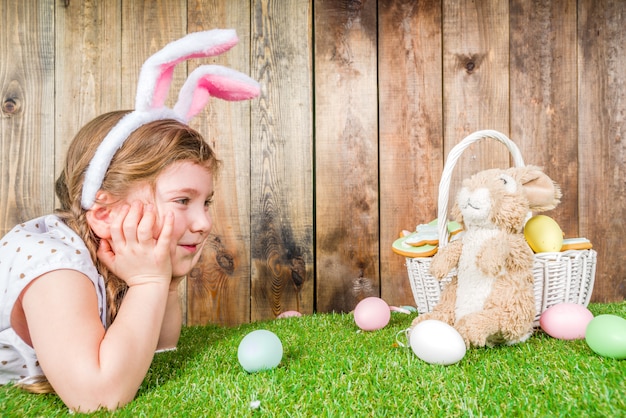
[2,98,19,115]
[345,0,364,12]
[465,60,475,73]
[290,256,306,287]
[291,269,304,287]
[188,266,202,280]
[216,251,235,274]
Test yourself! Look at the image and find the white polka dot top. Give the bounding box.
[0,215,106,384]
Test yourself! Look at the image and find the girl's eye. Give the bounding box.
[204,198,213,208]
[176,198,190,205]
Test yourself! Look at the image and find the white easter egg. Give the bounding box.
[410,320,466,365]
[237,330,283,373]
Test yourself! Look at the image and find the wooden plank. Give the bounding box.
[314,0,379,313]
[55,0,122,208]
[510,0,578,238]
[185,0,253,326]
[121,0,187,110]
[250,0,314,320]
[578,0,626,302]
[442,0,510,202]
[0,0,55,234]
[378,0,443,308]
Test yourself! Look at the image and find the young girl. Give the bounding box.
[0,30,259,412]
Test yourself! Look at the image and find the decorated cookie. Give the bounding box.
[561,237,593,251]
[405,223,439,247]
[391,237,438,257]
[392,219,463,258]
[447,220,463,236]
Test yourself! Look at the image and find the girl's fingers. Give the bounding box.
[109,204,131,246]
[137,204,156,243]
[99,201,173,283]
[96,238,114,266]
[122,201,143,241]
[155,211,174,256]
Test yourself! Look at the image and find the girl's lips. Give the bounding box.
[180,244,198,253]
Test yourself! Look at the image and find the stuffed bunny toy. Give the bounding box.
[411,165,561,348]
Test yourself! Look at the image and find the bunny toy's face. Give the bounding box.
[455,169,529,233]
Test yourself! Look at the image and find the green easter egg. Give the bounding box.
[585,314,626,359]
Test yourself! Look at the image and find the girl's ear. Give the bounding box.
[85,192,115,239]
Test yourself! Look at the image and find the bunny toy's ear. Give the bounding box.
[135,29,239,112]
[509,165,562,212]
[173,65,261,122]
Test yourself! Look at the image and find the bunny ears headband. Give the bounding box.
[81,29,260,209]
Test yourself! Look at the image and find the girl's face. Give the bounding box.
[128,161,214,278]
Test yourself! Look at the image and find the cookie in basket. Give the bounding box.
[561,237,593,251]
[392,219,462,258]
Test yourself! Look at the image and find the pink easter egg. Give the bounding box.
[540,303,594,340]
[276,310,302,319]
[353,297,391,331]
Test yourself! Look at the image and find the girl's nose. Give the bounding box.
[192,209,213,234]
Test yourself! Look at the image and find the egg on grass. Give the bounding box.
[276,310,302,319]
[585,314,626,360]
[353,297,391,331]
[539,303,594,340]
[237,330,283,373]
[409,320,466,365]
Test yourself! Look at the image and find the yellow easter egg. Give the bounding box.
[524,215,564,253]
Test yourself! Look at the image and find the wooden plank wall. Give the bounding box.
[1,0,624,327]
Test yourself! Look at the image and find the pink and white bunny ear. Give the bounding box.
[80,29,259,210]
[173,65,261,121]
[135,29,239,112]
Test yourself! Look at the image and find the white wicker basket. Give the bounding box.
[404,130,597,324]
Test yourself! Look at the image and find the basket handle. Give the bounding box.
[437,130,526,247]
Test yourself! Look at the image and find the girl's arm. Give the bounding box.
[23,271,169,412]
[23,203,175,412]
[156,279,184,351]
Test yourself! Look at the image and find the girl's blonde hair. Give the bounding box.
[19,110,220,394]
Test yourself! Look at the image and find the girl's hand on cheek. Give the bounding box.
[97,201,175,287]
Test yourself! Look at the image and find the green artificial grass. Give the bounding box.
[1,302,624,417]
